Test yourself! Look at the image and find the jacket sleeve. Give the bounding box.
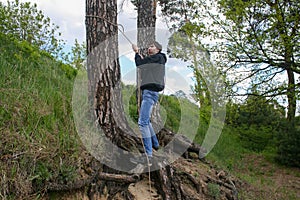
[135,53,163,66]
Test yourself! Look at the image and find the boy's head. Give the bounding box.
[148,41,162,55]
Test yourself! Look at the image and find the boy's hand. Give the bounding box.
[132,44,139,53]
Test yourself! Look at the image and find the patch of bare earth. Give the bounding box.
[172,156,241,200]
[233,154,300,200]
[44,153,244,199]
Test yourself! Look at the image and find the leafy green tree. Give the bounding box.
[235,89,285,151]
[160,95,181,132]
[159,0,300,123]
[159,0,228,124]
[230,87,283,124]
[159,0,200,29]
[159,0,299,164]
[66,39,86,70]
[0,0,65,57]
[225,100,239,125]
[208,0,299,162]
[211,0,299,123]
[276,120,300,167]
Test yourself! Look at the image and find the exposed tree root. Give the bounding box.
[43,128,241,200]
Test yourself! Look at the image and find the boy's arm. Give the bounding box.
[132,44,144,66]
[135,54,162,66]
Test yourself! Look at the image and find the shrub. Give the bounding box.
[276,120,300,167]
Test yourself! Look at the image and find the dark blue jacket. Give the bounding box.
[135,52,167,92]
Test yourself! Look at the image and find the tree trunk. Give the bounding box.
[137,0,156,54]
[85,0,144,197]
[136,0,163,131]
[86,0,142,150]
[286,67,296,123]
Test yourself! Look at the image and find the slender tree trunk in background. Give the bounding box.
[283,36,296,124]
[136,0,163,132]
[137,0,156,53]
[286,67,296,124]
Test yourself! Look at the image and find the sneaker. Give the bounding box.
[147,157,153,166]
[153,146,160,151]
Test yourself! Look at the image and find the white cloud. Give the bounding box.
[187,72,194,78]
[36,0,85,46]
[169,65,183,73]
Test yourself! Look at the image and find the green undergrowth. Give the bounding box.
[196,124,299,200]
[201,126,249,171]
[0,33,79,199]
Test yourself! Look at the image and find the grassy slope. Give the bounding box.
[0,33,79,198]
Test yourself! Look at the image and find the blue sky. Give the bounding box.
[1,0,196,95]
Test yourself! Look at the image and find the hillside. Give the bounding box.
[1,33,300,200]
[0,33,80,198]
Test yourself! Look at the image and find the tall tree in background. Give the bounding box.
[67,39,86,70]
[159,0,213,105]
[159,0,225,125]
[131,0,163,130]
[215,0,300,123]
[132,0,157,53]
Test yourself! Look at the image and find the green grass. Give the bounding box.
[0,33,79,198]
[197,126,249,171]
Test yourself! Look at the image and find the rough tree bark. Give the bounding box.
[86,0,144,152]
[85,0,144,197]
[137,0,156,51]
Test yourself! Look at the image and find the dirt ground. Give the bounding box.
[46,156,230,200]
[232,154,300,200]
[45,154,300,200]
[128,178,162,200]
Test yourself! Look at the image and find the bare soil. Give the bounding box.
[232,154,300,200]
[44,154,300,200]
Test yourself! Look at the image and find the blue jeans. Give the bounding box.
[138,90,159,157]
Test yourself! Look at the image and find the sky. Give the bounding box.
[1,0,196,96]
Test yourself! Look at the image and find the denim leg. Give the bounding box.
[138,90,159,157]
[140,126,152,157]
[149,122,159,149]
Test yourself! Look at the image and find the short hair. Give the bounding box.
[153,41,162,51]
